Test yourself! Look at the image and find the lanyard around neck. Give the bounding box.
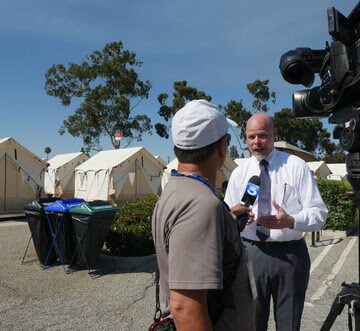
[171,170,218,197]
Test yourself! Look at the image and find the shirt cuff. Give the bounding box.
[292,214,306,232]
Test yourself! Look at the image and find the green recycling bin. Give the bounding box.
[69,200,118,268]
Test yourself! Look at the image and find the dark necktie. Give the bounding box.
[257,159,271,241]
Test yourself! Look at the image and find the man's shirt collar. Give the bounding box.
[252,148,277,168]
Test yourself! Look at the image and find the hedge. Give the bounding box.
[105,195,158,256]
[105,180,357,256]
[317,179,357,231]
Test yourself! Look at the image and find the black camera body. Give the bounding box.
[280,3,360,120]
[280,2,360,192]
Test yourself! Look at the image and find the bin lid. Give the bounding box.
[24,198,62,211]
[44,198,85,212]
[69,200,118,215]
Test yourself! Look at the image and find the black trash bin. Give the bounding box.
[69,201,118,268]
[23,198,62,265]
[44,199,85,264]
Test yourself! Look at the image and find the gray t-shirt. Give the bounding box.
[152,176,255,330]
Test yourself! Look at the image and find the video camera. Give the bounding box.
[279,2,360,191]
[280,6,360,329]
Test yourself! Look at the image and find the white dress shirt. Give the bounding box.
[224,149,328,241]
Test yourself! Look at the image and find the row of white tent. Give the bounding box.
[0,136,348,214]
[234,158,347,181]
[51,151,238,204]
[0,137,236,213]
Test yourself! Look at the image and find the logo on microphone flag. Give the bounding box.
[246,182,260,197]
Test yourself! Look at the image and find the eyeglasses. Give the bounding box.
[224,133,231,145]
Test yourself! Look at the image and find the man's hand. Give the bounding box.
[256,200,295,229]
[230,203,255,225]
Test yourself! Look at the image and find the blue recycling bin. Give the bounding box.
[44,199,85,265]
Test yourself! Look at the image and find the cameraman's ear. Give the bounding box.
[218,138,227,158]
[273,127,277,139]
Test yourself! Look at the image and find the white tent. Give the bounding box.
[327,163,347,181]
[162,155,237,191]
[154,156,167,168]
[327,174,343,181]
[74,147,164,205]
[45,152,89,198]
[0,137,46,213]
[307,161,331,179]
[161,158,178,190]
[217,155,237,190]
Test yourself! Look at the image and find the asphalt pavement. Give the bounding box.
[0,219,358,330]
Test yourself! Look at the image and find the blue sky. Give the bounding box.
[0,0,355,162]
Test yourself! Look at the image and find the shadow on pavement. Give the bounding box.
[310,237,343,247]
[58,254,157,279]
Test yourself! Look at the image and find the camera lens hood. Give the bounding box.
[280,50,315,87]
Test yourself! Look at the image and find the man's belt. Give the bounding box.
[242,237,304,249]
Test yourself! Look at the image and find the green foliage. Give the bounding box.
[80,146,90,157]
[223,80,276,150]
[105,180,356,256]
[156,78,334,160]
[217,190,225,200]
[155,81,212,138]
[273,108,335,157]
[317,179,357,231]
[223,100,251,145]
[322,144,346,163]
[44,146,51,160]
[105,195,159,256]
[246,79,276,112]
[44,41,152,151]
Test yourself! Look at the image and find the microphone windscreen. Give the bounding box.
[248,175,260,186]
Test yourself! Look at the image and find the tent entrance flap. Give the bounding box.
[114,161,154,202]
[136,159,161,195]
[109,160,134,200]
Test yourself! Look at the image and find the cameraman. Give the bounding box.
[152,100,256,330]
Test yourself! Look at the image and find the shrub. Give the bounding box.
[105,195,159,256]
[105,180,357,256]
[317,179,357,231]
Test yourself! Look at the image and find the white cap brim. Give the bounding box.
[227,118,238,128]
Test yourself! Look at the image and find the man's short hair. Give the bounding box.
[174,136,223,163]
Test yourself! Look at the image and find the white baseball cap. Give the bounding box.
[172,99,237,150]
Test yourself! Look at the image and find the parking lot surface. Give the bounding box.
[0,220,358,330]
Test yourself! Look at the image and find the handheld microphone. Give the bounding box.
[236,175,260,232]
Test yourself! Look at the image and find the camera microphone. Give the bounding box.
[236,175,261,232]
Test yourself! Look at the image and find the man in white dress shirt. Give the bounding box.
[224,113,328,331]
